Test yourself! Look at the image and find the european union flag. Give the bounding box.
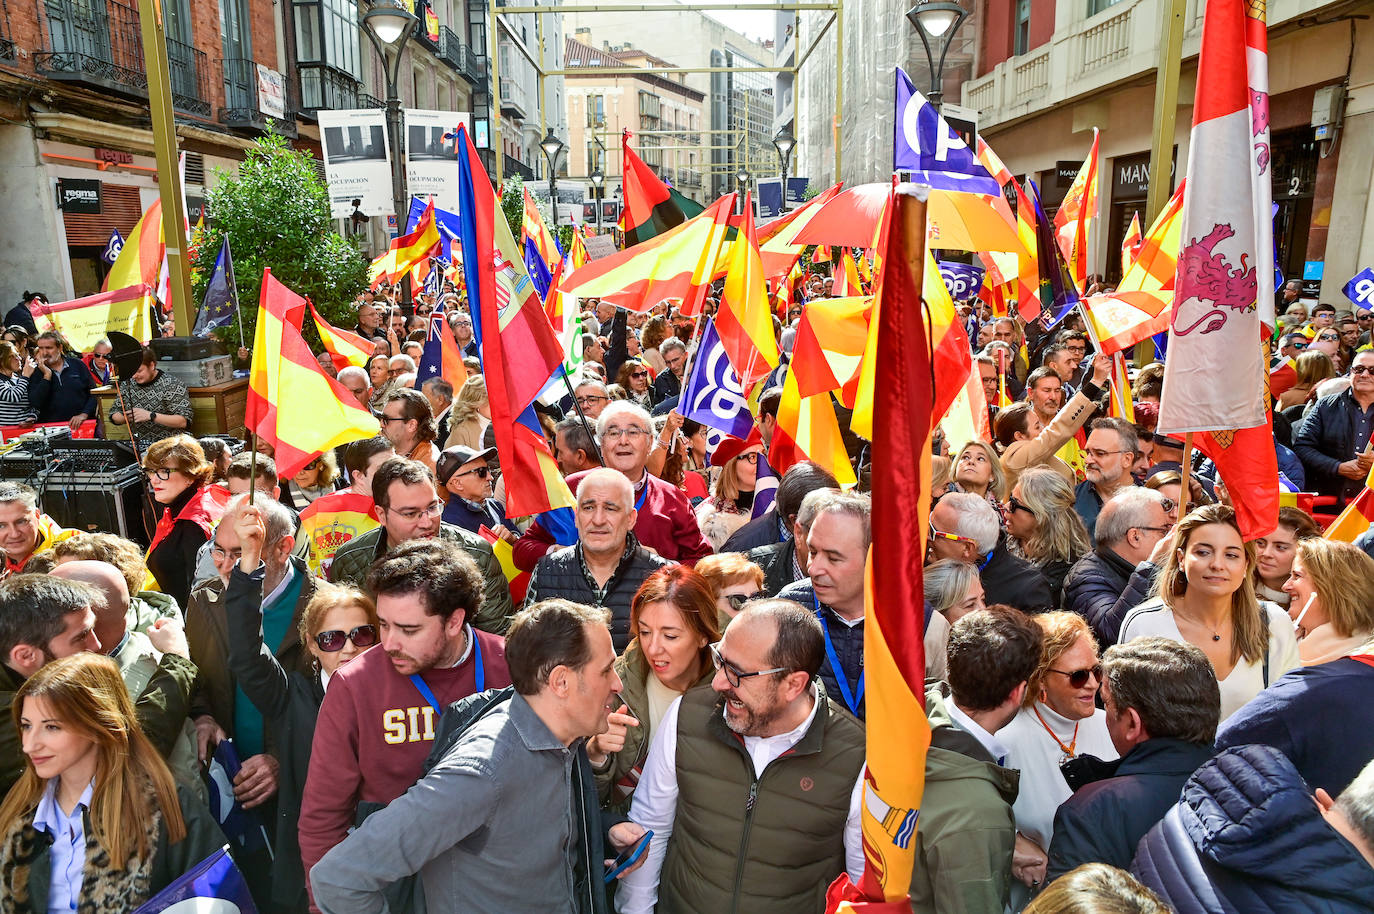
[132,845,259,914]
[194,238,239,338]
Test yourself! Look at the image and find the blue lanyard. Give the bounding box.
[634,483,648,512]
[408,633,484,716]
[977,550,994,572]
[814,594,864,715]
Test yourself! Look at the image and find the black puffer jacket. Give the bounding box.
[524,534,674,652]
[1062,549,1161,645]
[1294,389,1373,503]
[1132,744,1374,914]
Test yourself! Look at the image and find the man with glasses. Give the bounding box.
[514,402,713,571]
[929,492,1053,615]
[301,537,512,910]
[0,482,73,578]
[1063,488,1174,645]
[617,599,866,914]
[185,495,312,833]
[329,458,513,633]
[1296,349,1374,505]
[778,491,870,719]
[436,444,512,539]
[82,338,113,385]
[1276,330,1309,363]
[378,388,439,476]
[652,338,689,403]
[1047,638,1220,879]
[1075,417,1141,543]
[524,468,672,652]
[447,310,479,358]
[1311,301,1338,329]
[1356,307,1374,346]
[572,377,613,421]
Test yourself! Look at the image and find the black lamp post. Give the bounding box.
[906,1,970,107]
[362,0,418,312]
[589,168,604,234]
[772,127,796,210]
[540,128,565,229]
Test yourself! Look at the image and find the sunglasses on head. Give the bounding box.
[314,624,378,653]
[1049,663,1103,689]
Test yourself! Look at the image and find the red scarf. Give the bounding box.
[148,484,230,554]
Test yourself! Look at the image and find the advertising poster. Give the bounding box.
[317,108,394,220]
[404,109,471,206]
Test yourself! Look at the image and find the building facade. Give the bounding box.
[492,0,566,183]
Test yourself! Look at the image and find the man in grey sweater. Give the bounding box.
[309,599,647,914]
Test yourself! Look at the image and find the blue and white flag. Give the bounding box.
[893,67,1002,196]
[193,238,239,338]
[938,261,985,301]
[752,454,778,519]
[101,229,125,266]
[681,319,754,439]
[205,739,271,856]
[132,846,259,914]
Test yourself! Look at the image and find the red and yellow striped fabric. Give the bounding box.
[1053,128,1099,292]
[103,198,165,293]
[769,369,855,488]
[715,199,780,392]
[309,299,373,371]
[369,200,441,285]
[1121,211,1144,277]
[791,295,871,405]
[1269,357,1298,401]
[1325,466,1374,543]
[758,183,842,282]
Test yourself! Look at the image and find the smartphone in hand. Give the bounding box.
[604,829,654,883]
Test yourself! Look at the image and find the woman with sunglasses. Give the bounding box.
[0,653,225,910]
[1277,349,1337,411]
[1005,468,1091,608]
[1251,505,1320,608]
[588,566,719,814]
[280,449,341,512]
[694,552,765,629]
[142,435,229,611]
[1000,612,1118,904]
[1118,504,1300,722]
[0,341,36,426]
[922,559,985,681]
[616,357,658,412]
[695,434,766,550]
[223,502,379,912]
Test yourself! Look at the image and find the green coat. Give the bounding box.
[908,685,1020,914]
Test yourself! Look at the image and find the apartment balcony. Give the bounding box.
[463,50,486,87]
[677,169,702,189]
[219,58,297,136]
[297,63,363,116]
[499,77,527,119]
[0,14,15,63]
[503,153,535,181]
[357,93,385,109]
[438,26,462,72]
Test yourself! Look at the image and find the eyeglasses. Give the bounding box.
[1085,448,1131,460]
[92,353,110,360]
[738,452,760,465]
[1048,664,1103,689]
[724,592,764,612]
[314,624,379,653]
[1360,314,1374,322]
[630,371,649,379]
[378,414,407,424]
[1317,333,1341,342]
[602,426,649,441]
[388,500,444,521]
[709,643,788,688]
[575,395,609,407]
[1290,341,1309,350]
[1351,365,1374,375]
[929,524,979,548]
[1005,495,1034,516]
[452,465,490,480]
[143,467,175,482]
[1133,525,1175,536]
[302,459,322,472]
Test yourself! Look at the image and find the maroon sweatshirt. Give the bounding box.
[297,629,510,883]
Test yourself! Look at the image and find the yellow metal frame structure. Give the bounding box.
[488,0,844,187]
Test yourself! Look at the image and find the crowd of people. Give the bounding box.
[0,273,1372,914]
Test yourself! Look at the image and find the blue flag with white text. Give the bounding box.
[893,67,1002,195]
[101,229,124,266]
[681,319,754,439]
[132,846,259,914]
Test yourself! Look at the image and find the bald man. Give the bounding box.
[50,560,201,786]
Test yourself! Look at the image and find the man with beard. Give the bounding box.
[298,538,512,908]
[617,600,865,914]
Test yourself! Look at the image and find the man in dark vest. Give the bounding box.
[618,599,866,914]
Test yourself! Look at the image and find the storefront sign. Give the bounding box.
[94,148,133,165]
[1112,149,1177,199]
[56,178,101,213]
[1056,161,1081,185]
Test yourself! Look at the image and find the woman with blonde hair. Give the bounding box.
[1276,349,1337,410]
[279,448,340,512]
[1023,864,1168,914]
[1001,612,1117,903]
[947,440,1008,508]
[1118,504,1300,721]
[444,374,490,450]
[695,435,765,550]
[693,552,765,628]
[0,653,224,910]
[1005,467,1091,607]
[1282,537,1374,665]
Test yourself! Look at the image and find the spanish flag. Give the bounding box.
[299,490,380,576]
[247,270,381,479]
[309,299,374,372]
[1121,210,1144,277]
[1324,465,1374,543]
[769,370,855,488]
[715,198,779,392]
[103,198,166,293]
[791,295,871,404]
[1269,356,1298,401]
[369,199,441,285]
[32,285,155,350]
[1053,127,1099,292]
[559,195,735,315]
[758,183,843,281]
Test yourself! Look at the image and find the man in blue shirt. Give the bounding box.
[24,332,97,427]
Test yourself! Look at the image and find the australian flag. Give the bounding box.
[416,301,461,385]
[132,846,258,914]
[681,319,754,439]
[893,67,1001,195]
[193,237,239,337]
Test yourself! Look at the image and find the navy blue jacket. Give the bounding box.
[1132,744,1374,913]
[26,355,97,422]
[779,579,864,720]
[1216,655,1374,795]
[1047,738,1213,880]
[1294,389,1374,503]
[719,506,786,553]
[441,496,510,536]
[1062,548,1160,646]
[980,537,1054,615]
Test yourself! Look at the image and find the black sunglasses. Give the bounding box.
[725,592,764,612]
[452,465,490,480]
[314,624,378,653]
[1005,495,1034,516]
[1049,663,1103,689]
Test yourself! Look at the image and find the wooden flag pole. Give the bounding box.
[1177,431,1193,525]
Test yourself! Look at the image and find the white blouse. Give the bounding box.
[1118,598,1301,722]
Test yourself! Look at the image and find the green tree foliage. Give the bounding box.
[191,133,368,350]
[500,176,524,244]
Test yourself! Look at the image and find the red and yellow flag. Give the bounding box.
[769,369,856,488]
[559,195,735,314]
[1269,357,1298,401]
[103,198,166,293]
[715,198,780,392]
[32,285,155,350]
[1324,465,1374,543]
[309,299,374,371]
[298,490,379,576]
[247,270,381,479]
[1121,211,1144,277]
[791,295,871,405]
[758,183,843,281]
[1053,128,1100,292]
[369,199,441,285]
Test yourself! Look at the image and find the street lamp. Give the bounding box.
[362,0,418,312]
[906,1,970,107]
[589,168,604,235]
[772,127,796,211]
[735,166,750,215]
[540,128,565,229]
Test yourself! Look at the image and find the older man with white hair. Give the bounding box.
[929,492,1053,614]
[512,401,713,571]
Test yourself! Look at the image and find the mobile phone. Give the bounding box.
[604,829,654,883]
